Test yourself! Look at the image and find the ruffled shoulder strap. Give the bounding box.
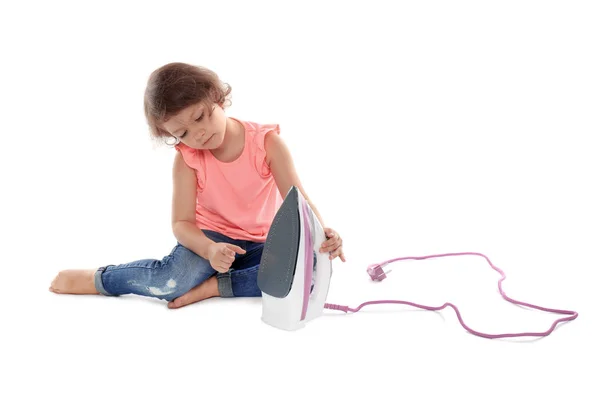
[175,142,206,191]
[248,122,280,178]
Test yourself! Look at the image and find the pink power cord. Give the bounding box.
[324,252,578,339]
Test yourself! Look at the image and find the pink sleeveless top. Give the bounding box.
[175,118,283,242]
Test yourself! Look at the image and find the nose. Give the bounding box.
[194,128,206,140]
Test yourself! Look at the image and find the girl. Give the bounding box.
[49,62,345,309]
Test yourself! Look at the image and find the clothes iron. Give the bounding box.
[257,186,578,339]
[257,185,332,331]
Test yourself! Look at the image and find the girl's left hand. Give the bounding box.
[320,228,346,262]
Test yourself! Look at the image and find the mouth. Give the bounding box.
[201,133,215,146]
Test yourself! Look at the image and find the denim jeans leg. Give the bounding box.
[93,243,216,301]
[216,240,264,297]
[230,265,262,297]
[95,230,268,300]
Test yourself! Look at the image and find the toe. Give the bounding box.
[168,296,185,309]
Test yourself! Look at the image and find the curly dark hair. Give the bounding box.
[143,62,232,144]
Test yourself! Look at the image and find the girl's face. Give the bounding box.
[162,101,227,150]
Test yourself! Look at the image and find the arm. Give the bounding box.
[264,131,326,228]
[265,131,345,262]
[171,151,215,259]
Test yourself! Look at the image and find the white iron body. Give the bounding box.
[257,186,332,331]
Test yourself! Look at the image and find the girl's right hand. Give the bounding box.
[207,242,246,273]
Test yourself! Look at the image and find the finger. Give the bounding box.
[321,238,334,248]
[215,264,229,273]
[320,245,335,254]
[220,247,235,257]
[321,240,341,252]
[321,232,340,247]
[320,234,338,247]
[212,260,229,272]
[225,244,246,254]
[219,251,235,262]
[321,239,342,253]
[324,228,336,238]
[330,248,346,261]
[217,253,233,264]
[219,249,236,263]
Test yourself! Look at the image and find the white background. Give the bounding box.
[1,1,598,401]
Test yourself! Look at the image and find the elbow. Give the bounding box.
[171,221,180,239]
[171,219,193,237]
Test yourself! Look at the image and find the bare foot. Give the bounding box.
[49,270,99,295]
[168,276,220,309]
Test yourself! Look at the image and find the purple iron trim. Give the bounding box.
[300,197,313,321]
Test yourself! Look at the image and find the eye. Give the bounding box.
[195,112,205,122]
[180,131,187,138]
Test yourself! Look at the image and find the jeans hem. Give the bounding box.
[217,271,234,297]
[94,266,118,297]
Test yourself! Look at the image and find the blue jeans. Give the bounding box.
[93,230,263,301]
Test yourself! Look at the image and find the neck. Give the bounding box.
[227,116,243,142]
[211,117,244,161]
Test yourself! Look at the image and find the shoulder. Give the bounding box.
[264,128,294,168]
[173,149,191,170]
[263,126,289,165]
[264,127,284,149]
[236,118,286,165]
[174,142,201,170]
[242,119,280,147]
